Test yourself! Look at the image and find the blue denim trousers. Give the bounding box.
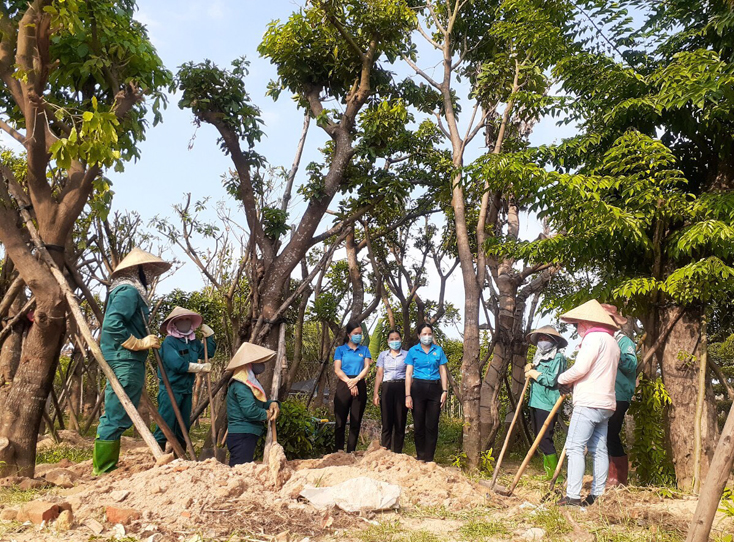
[565,406,614,499]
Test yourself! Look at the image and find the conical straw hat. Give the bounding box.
[159,306,203,336]
[112,247,171,278]
[226,342,276,371]
[527,325,568,348]
[560,299,619,329]
[600,303,628,326]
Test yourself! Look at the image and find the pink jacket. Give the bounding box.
[558,331,620,410]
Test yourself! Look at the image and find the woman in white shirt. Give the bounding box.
[373,329,409,453]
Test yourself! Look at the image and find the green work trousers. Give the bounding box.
[153,388,192,450]
[96,359,146,441]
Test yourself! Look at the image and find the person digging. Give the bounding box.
[524,325,568,480]
[225,342,281,466]
[556,299,620,507]
[93,248,170,475]
[153,306,216,452]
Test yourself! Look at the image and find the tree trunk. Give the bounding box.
[479,278,518,450]
[658,306,718,490]
[68,348,83,433]
[0,293,27,393]
[82,360,98,417]
[459,269,482,467]
[0,287,66,477]
[685,391,734,542]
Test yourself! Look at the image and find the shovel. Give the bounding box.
[198,339,227,462]
[489,377,530,490]
[494,393,567,497]
[142,310,197,461]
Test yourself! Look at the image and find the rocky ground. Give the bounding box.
[0,431,731,542]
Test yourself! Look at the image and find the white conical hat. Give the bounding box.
[112,248,171,278]
[527,325,568,348]
[560,299,619,329]
[159,306,203,335]
[226,342,276,371]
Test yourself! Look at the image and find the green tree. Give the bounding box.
[173,0,417,369]
[397,0,571,465]
[516,0,734,490]
[0,0,169,475]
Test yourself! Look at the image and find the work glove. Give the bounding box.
[524,363,532,373]
[525,369,541,381]
[122,334,160,351]
[267,402,280,421]
[558,384,572,396]
[187,363,212,373]
[200,324,215,338]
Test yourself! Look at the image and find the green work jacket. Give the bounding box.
[158,335,217,394]
[528,352,567,412]
[100,285,149,363]
[615,334,638,402]
[226,380,277,436]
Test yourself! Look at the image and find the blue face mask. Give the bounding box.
[420,335,433,346]
[388,340,402,351]
[351,334,363,345]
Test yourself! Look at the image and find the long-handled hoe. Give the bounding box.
[493,393,567,497]
[489,377,530,491]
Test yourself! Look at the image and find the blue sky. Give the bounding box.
[116,1,581,342]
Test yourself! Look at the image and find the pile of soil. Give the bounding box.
[4,441,492,541]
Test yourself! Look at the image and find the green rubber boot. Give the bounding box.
[543,453,559,480]
[92,439,121,476]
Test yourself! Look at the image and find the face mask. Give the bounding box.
[537,339,554,352]
[576,322,590,338]
[420,335,433,346]
[350,334,363,345]
[252,363,265,375]
[388,340,402,351]
[174,319,192,333]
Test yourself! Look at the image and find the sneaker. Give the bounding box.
[582,494,599,507]
[557,496,582,507]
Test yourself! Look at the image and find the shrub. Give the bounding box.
[255,398,334,459]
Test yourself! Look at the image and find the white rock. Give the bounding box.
[111,523,126,538]
[522,527,546,540]
[300,477,400,513]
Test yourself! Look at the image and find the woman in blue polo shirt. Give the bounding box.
[405,323,449,462]
[333,321,372,452]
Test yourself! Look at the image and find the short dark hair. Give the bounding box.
[416,323,434,335]
[387,329,402,339]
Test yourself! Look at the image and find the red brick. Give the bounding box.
[105,506,141,525]
[19,501,59,524]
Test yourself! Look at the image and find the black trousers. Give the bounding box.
[380,380,408,453]
[227,432,259,467]
[334,378,367,453]
[411,379,442,462]
[531,407,558,455]
[607,400,630,457]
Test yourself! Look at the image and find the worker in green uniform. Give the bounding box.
[153,306,216,452]
[94,248,171,475]
[225,342,280,466]
[524,325,568,479]
[602,304,637,486]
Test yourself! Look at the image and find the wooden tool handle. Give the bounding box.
[490,377,531,489]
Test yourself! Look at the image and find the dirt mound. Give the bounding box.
[286,444,492,509]
[12,443,490,540]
